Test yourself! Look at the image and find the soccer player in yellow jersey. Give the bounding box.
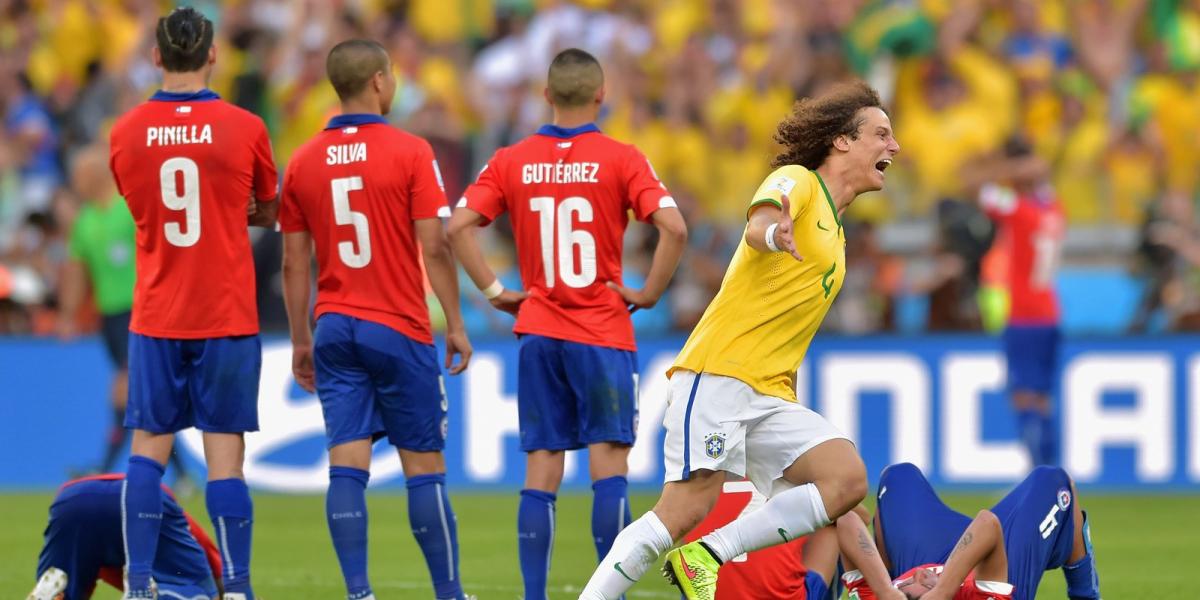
[579,81,900,600]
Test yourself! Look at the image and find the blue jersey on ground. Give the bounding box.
[37,475,218,599]
[874,464,1077,600]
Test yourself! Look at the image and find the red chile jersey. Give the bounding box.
[843,564,1014,600]
[459,123,673,351]
[279,114,449,344]
[684,481,811,600]
[109,89,277,338]
[979,183,1063,325]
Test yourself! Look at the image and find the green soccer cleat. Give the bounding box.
[661,541,721,600]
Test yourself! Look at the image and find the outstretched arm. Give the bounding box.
[416,217,472,375]
[446,206,526,314]
[925,510,1007,600]
[607,206,687,309]
[745,194,803,261]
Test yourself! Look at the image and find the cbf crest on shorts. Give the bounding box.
[704,433,727,459]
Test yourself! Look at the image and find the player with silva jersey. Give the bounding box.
[279,39,473,600]
[448,48,687,600]
[28,474,222,600]
[579,81,900,600]
[977,138,1064,467]
[855,463,1100,600]
[108,8,277,599]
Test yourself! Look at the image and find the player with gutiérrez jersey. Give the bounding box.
[450,48,686,600]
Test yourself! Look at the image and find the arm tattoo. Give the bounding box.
[857,529,877,556]
[947,531,974,561]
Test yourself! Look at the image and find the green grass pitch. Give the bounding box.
[0,491,1192,598]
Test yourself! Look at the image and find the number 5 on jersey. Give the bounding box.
[331,176,371,268]
[531,196,595,288]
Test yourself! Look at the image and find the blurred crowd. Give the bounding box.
[2,0,1200,337]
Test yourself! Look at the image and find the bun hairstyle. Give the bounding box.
[155,7,214,73]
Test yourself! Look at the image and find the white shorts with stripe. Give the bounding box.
[661,370,850,498]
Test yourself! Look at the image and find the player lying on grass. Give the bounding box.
[28,474,221,600]
[680,487,1009,600]
[863,463,1100,600]
[836,505,1012,600]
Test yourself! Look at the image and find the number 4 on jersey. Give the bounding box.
[531,196,596,288]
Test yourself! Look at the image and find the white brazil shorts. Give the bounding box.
[662,370,850,497]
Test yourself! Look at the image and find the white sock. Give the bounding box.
[579,510,674,600]
[701,482,829,563]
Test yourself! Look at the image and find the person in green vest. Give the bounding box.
[57,145,193,489]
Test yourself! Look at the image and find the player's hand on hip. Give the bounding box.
[444,329,472,375]
[775,194,804,262]
[606,281,658,310]
[489,289,527,315]
[246,194,257,217]
[292,344,316,393]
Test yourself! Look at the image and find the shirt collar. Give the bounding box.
[325,113,389,130]
[535,122,601,139]
[149,89,221,102]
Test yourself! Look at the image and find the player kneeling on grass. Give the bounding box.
[28,475,221,600]
[860,464,1100,600]
[579,81,899,600]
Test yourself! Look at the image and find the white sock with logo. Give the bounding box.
[701,482,829,563]
[579,510,674,600]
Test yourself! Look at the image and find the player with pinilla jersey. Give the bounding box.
[448,48,687,600]
[107,7,277,599]
[977,138,1065,467]
[279,39,473,600]
[28,474,222,600]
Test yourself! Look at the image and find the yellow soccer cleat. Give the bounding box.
[661,541,721,600]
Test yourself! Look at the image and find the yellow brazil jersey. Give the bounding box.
[670,165,846,402]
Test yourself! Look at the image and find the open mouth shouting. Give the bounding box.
[875,158,892,177]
